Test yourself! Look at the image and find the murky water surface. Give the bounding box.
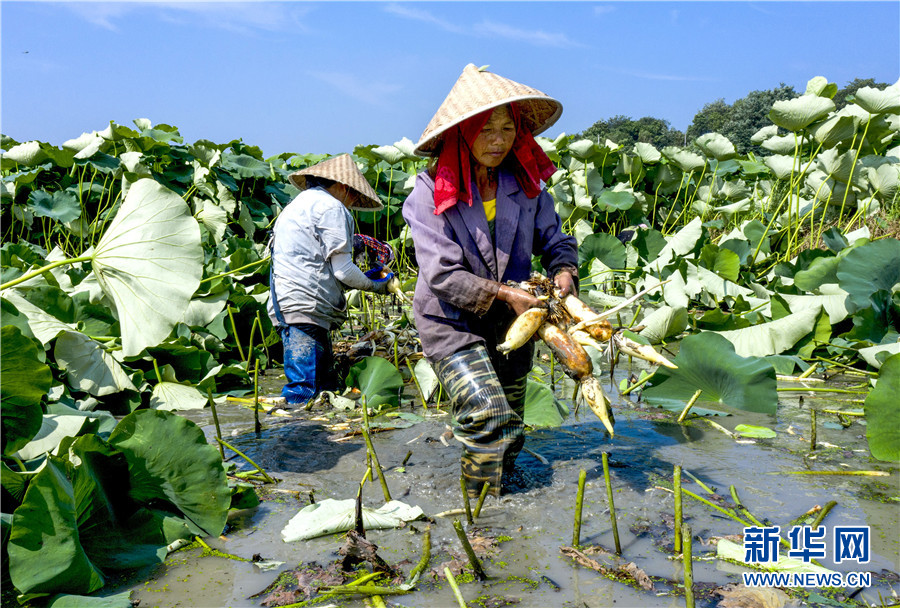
[112,358,899,608]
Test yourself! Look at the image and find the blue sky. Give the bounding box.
[2,1,898,158]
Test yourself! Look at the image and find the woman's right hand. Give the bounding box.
[496,284,546,317]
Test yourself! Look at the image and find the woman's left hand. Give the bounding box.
[554,269,577,297]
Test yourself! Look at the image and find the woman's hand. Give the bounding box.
[554,269,578,298]
[496,284,546,317]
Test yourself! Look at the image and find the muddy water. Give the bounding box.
[114,360,899,608]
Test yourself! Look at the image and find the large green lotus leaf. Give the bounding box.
[638,306,689,344]
[595,188,635,212]
[713,305,821,358]
[643,332,777,414]
[281,498,424,542]
[751,124,779,145]
[769,95,835,132]
[663,147,706,172]
[868,163,900,203]
[67,435,171,569]
[413,358,440,403]
[781,288,849,325]
[523,378,568,427]
[54,330,136,396]
[29,190,81,223]
[3,141,48,166]
[46,591,134,608]
[865,354,900,461]
[811,114,858,148]
[181,291,229,328]
[698,244,740,282]
[1,461,32,506]
[646,217,703,272]
[198,199,227,244]
[859,342,900,369]
[763,154,801,180]
[817,148,858,185]
[688,263,757,301]
[371,144,408,165]
[794,254,840,291]
[8,458,105,596]
[579,232,627,270]
[222,153,271,179]
[567,139,599,160]
[16,414,99,461]
[1,326,51,456]
[92,178,202,357]
[2,290,72,344]
[346,356,404,410]
[805,76,838,99]
[634,142,661,164]
[853,84,900,115]
[150,382,207,411]
[108,410,229,536]
[695,132,737,161]
[762,134,801,155]
[836,238,900,314]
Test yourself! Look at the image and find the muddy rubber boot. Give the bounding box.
[461,441,509,499]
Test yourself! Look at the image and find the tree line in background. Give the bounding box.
[578,78,891,153]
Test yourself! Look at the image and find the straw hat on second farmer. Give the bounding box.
[414,63,563,157]
[288,154,383,211]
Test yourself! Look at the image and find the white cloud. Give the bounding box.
[59,1,311,35]
[474,20,586,49]
[594,5,615,17]
[306,70,403,108]
[383,3,463,33]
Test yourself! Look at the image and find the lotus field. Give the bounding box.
[1,76,899,604]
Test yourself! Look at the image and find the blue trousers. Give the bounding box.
[279,323,338,404]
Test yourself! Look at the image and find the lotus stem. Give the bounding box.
[701,418,737,439]
[810,408,817,451]
[402,451,412,466]
[682,524,694,608]
[460,476,473,524]
[0,255,93,290]
[674,465,682,553]
[573,469,587,547]
[227,306,246,361]
[811,501,837,530]
[682,469,716,495]
[452,519,487,581]
[405,356,428,411]
[216,437,274,484]
[361,402,392,502]
[677,389,703,423]
[602,452,621,555]
[822,409,864,417]
[729,485,764,527]
[194,536,248,562]
[206,388,225,460]
[325,585,411,597]
[253,360,261,435]
[444,567,468,608]
[777,387,867,394]
[621,371,654,396]
[473,482,491,520]
[199,256,270,284]
[772,470,889,476]
[798,363,818,379]
[405,525,432,585]
[787,504,822,527]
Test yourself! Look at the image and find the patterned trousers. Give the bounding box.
[433,340,533,497]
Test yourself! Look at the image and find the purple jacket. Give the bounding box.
[402,169,578,362]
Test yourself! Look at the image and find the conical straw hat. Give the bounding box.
[413,63,563,157]
[288,154,383,211]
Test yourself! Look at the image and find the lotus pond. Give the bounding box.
[2,76,899,607]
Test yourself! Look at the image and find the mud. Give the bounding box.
[110,357,900,608]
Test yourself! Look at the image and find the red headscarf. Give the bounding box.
[433,103,557,215]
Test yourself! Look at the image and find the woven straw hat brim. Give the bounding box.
[414,63,563,157]
[288,153,383,211]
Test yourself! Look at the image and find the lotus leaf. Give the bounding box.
[811,114,858,148]
[637,305,688,344]
[868,162,900,203]
[523,378,568,427]
[763,154,801,180]
[108,409,230,537]
[699,244,740,282]
[643,332,777,414]
[91,178,203,357]
[662,147,705,172]
[8,458,106,596]
[199,199,228,244]
[836,238,900,314]
[1,326,51,456]
[768,95,835,132]
[852,84,900,115]
[346,355,404,410]
[804,76,837,99]
[567,139,598,160]
[149,382,207,411]
[695,132,737,161]
[16,414,101,461]
[222,153,271,179]
[859,342,900,369]
[714,304,821,358]
[864,353,900,461]
[54,330,137,396]
[3,141,47,167]
[761,134,801,155]
[46,591,134,607]
[634,142,661,163]
[751,125,779,145]
[281,498,424,542]
[817,148,859,185]
[579,232,626,270]
[717,539,838,576]
[734,424,776,439]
